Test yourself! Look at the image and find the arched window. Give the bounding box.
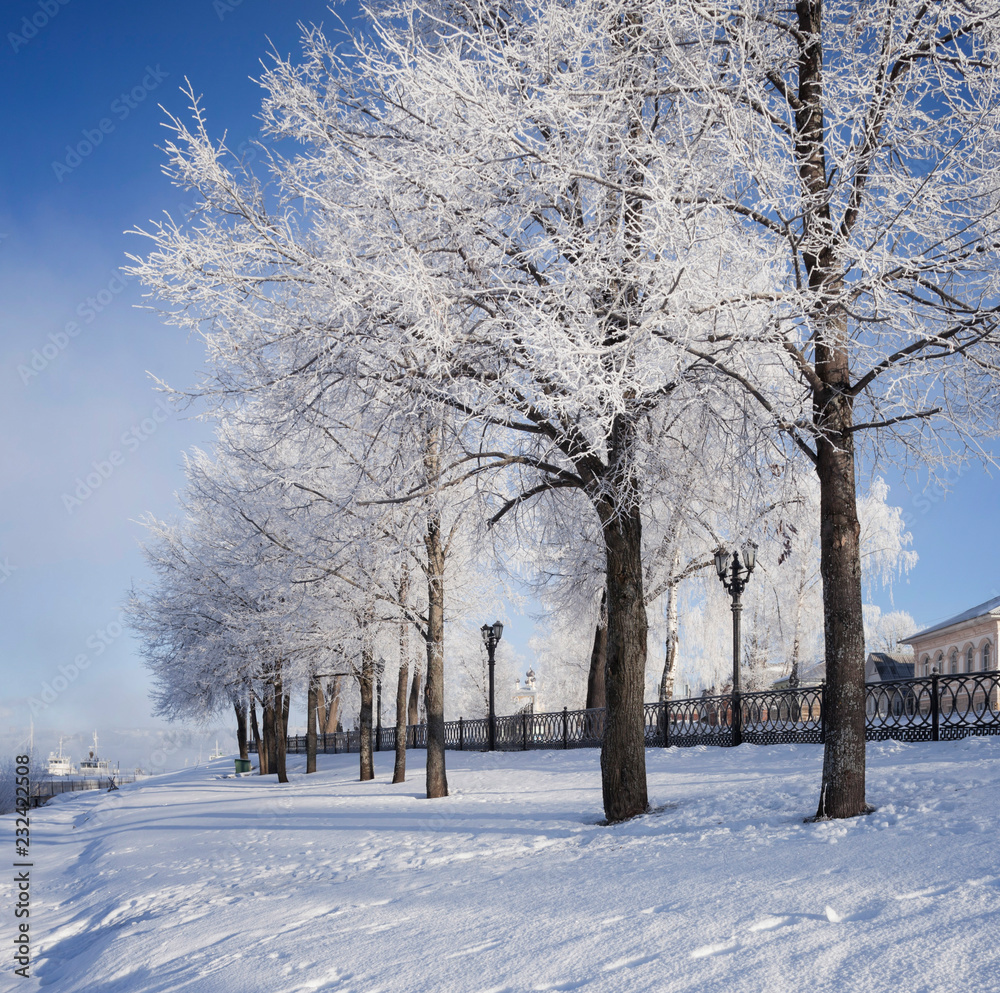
[922,655,931,677]
[968,647,975,672]
[935,651,944,674]
[950,650,958,674]
[985,643,992,671]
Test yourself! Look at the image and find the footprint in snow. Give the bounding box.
[748,916,790,932]
[690,940,739,959]
[640,903,678,915]
[895,883,954,901]
[446,940,502,959]
[601,954,659,971]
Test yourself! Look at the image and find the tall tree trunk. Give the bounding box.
[306,674,318,774]
[658,578,679,703]
[424,508,448,798]
[359,652,375,782]
[234,696,249,761]
[422,415,448,799]
[599,483,649,823]
[586,591,608,710]
[262,691,276,777]
[393,660,409,783]
[393,568,411,784]
[791,0,869,820]
[813,385,868,819]
[594,9,648,824]
[251,695,267,775]
[273,678,289,784]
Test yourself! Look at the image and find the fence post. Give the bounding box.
[562,707,568,749]
[459,717,464,751]
[931,672,940,742]
[522,712,528,750]
[661,701,670,748]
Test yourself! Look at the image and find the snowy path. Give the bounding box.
[6,738,1000,992]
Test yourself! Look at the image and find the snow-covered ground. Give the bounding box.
[7,738,1000,992]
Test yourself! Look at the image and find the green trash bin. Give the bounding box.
[234,758,252,774]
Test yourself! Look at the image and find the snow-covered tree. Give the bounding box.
[128,2,780,821]
[665,0,1000,817]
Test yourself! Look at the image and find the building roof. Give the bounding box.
[772,658,826,689]
[867,652,915,681]
[901,595,1000,643]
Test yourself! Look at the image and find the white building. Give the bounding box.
[900,597,999,677]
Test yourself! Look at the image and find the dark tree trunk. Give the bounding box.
[262,691,276,777]
[424,507,448,798]
[306,675,318,774]
[421,415,448,799]
[251,695,267,775]
[393,659,409,784]
[359,654,375,782]
[599,491,649,823]
[393,570,411,784]
[273,680,289,784]
[234,696,249,761]
[786,0,869,820]
[586,591,607,711]
[594,14,649,824]
[813,383,868,819]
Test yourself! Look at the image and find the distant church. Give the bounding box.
[514,669,541,714]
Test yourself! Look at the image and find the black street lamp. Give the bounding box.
[714,544,756,747]
[481,621,503,751]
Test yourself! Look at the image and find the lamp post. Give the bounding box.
[481,621,503,751]
[714,544,756,748]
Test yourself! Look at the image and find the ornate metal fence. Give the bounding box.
[277,670,1000,757]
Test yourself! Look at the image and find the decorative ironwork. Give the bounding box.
[265,669,1000,758]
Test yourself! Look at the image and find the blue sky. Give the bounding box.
[0,0,360,742]
[1,0,997,745]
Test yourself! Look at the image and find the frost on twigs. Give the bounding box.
[126,0,1000,822]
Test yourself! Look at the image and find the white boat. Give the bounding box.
[78,732,113,777]
[47,737,75,776]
